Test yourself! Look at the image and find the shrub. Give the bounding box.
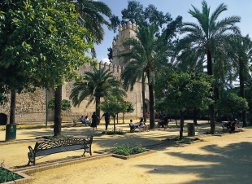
[48,98,71,111]
[0,167,22,183]
[102,130,126,135]
[112,145,146,156]
[42,135,73,140]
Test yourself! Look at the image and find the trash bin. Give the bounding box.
[0,113,7,125]
[6,124,16,141]
[187,123,195,136]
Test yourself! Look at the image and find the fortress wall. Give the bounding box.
[1,89,46,123]
[1,61,145,123]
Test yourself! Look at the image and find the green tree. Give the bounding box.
[157,72,212,139]
[0,0,92,137]
[48,98,71,111]
[70,67,126,123]
[75,0,118,57]
[180,1,240,134]
[121,1,172,28]
[122,22,181,129]
[120,1,182,123]
[228,35,252,126]
[216,92,248,121]
[100,97,131,132]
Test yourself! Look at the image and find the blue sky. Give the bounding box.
[95,0,252,62]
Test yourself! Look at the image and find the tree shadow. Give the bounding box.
[138,142,252,184]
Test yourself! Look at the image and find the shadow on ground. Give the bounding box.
[138,141,252,184]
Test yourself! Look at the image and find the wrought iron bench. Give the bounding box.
[27,136,93,165]
[222,120,240,133]
[129,123,148,132]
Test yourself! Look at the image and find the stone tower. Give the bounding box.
[111,21,138,66]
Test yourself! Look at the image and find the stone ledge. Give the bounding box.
[1,166,32,184]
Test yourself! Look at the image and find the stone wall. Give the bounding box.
[1,89,46,123]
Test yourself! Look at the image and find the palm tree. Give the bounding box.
[75,0,113,57]
[228,35,252,127]
[70,67,126,121]
[53,0,113,136]
[181,0,240,133]
[121,48,147,122]
[121,24,171,129]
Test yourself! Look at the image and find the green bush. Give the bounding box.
[0,167,22,183]
[102,130,126,135]
[48,98,71,111]
[42,135,73,140]
[112,145,146,156]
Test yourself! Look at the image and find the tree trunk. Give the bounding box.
[123,112,125,124]
[239,58,247,127]
[142,73,147,122]
[193,108,198,125]
[149,79,155,129]
[9,89,16,125]
[116,113,119,124]
[54,85,62,136]
[179,111,184,140]
[95,96,101,124]
[207,49,215,134]
[113,115,116,133]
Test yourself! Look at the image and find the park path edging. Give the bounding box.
[1,166,32,184]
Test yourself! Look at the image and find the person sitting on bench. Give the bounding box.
[138,118,147,131]
[129,119,138,132]
[80,115,91,126]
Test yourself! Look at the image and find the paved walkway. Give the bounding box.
[0,123,179,167]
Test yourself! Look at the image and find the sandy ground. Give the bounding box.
[1,122,251,184]
[30,129,252,184]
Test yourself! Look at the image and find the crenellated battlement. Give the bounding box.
[111,21,138,67]
[112,21,138,47]
[98,61,124,74]
[79,61,124,77]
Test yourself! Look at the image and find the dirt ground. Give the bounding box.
[1,122,251,184]
[27,128,252,184]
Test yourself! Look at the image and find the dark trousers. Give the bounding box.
[105,120,109,130]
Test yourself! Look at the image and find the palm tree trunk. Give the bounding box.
[149,79,155,129]
[9,89,16,125]
[142,73,147,122]
[207,49,215,134]
[179,111,184,140]
[96,96,101,124]
[239,58,247,127]
[54,85,62,136]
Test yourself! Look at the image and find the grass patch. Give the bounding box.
[0,167,22,183]
[42,135,73,140]
[112,145,146,156]
[102,130,126,135]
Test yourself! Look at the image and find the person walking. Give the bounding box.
[91,112,99,131]
[102,112,110,130]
